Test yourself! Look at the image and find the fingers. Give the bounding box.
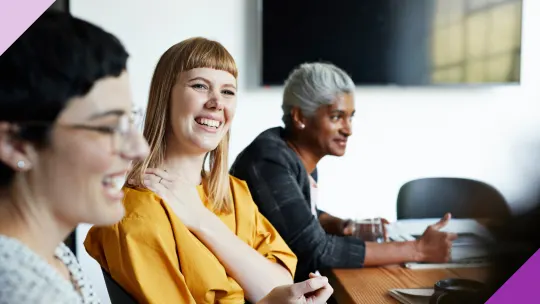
[307,283,334,304]
[446,232,458,241]
[438,232,456,262]
[305,274,333,304]
[431,213,452,230]
[290,277,329,297]
[382,225,389,242]
[343,225,354,236]
[145,168,172,181]
[143,172,172,191]
[144,168,173,192]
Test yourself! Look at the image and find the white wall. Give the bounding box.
[71,0,540,303]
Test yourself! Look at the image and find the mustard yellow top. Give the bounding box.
[84,175,297,304]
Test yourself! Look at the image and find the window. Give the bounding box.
[431,0,522,83]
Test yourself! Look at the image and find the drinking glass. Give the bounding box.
[352,218,385,243]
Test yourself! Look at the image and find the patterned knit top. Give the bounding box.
[0,235,101,304]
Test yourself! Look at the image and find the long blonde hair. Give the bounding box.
[127,37,237,214]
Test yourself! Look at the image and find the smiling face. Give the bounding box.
[304,93,355,157]
[23,71,149,226]
[167,67,237,155]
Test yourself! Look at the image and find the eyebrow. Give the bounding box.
[222,83,237,90]
[329,109,355,115]
[188,76,237,90]
[330,109,345,114]
[188,76,211,84]
[88,109,127,120]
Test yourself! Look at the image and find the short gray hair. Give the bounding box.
[282,62,355,128]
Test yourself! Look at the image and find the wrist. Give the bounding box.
[190,209,220,236]
[256,295,270,304]
[410,240,425,262]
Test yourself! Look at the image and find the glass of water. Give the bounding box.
[353,218,385,243]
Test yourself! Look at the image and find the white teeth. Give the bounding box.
[198,118,221,128]
[113,176,126,190]
[103,176,126,191]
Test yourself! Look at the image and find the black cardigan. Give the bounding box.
[230,127,366,282]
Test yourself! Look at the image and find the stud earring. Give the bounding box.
[299,123,305,129]
[17,160,25,169]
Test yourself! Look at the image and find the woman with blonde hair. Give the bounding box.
[84,37,333,304]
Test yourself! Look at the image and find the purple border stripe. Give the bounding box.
[0,0,55,55]
[487,249,540,303]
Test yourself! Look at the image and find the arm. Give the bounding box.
[192,215,294,302]
[231,152,367,279]
[318,211,348,236]
[231,152,456,275]
[250,194,298,280]
[317,211,449,266]
[143,170,293,304]
[365,213,457,265]
[364,241,419,266]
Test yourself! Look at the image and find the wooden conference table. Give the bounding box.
[321,217,494,303]
[322,262,489,304]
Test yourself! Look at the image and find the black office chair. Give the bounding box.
[396,177,510,221]
[101,268,137,304]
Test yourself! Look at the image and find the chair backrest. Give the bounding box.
[101,269,137,304]
[397,177,510,220]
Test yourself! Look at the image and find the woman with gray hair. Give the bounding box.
[231,62,457,282]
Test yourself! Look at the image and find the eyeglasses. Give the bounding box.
[13,109,145,154]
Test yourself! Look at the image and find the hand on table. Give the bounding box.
[415,213,458,262]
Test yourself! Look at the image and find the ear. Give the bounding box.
[0,122,35,172]
[290,107,307,130]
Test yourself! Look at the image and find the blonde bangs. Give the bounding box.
[178,37,238,79]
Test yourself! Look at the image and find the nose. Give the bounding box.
[120,127,150,161]
[341,119,353,137]
[206,89,224,111]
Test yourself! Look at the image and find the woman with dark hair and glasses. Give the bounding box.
[0,11,149,304]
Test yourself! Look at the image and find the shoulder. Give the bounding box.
[85,188,176,272]
[228,174,249,189]
[252,127,288,147]
[228,175,253,202]
[0,239,80,304]
[232,127,300,171]
[122,186,164,217]
[85,187,171,247]
[239,127,291,158]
